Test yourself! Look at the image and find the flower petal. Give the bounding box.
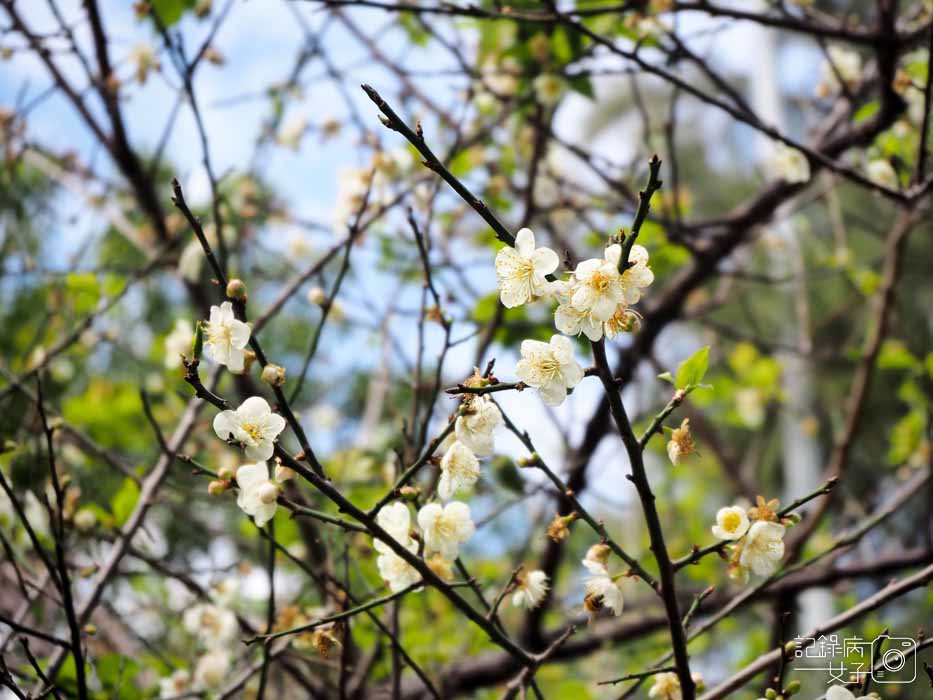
[531,246,559,276]
[238,396,271,421]
[213,411,238,441]
[245,441,274,462]
[230,321,251,349]
[514,228,535,257]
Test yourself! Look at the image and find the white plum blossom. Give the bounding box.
[619,244,654,305]
[494,227,559,308]
[374,502,412,548]
[183,603,238,649]
[377,549,422,592]
[209,578,239,607]
[23,491,49,538]
[235,462,278,527]
[333,166,383,230]
[825,686,857,700]
[711,506,750,541]
[203,302,251,373]
[454,396,502,456]
[649,672,682,700]
[867,159,898,189]
[158,669,190,698]
[130,41,160,84]
[571,245,625,321]
[515,335,584,407]
[772,144,811,184]
[553,280,605,342]
[581,544,624,616]
[417,501,475,561]
[374,502,422,592]
[533,73,564,106]
[164,319,194,370]
[213,396,287,461]
[511,570,549,610]
[177,239,205,282]
[483,56,520,97]
[276,114,308,150]
[194,649,230,689]
[736,388,765,428]
[818,46,862,95]
[438,440,481,500]
[739,520,786,576]
[582,556,624,616]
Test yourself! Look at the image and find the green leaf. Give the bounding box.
[566,74,595,99]
[657,371,674,385]
[878,339,918,371]
[675,346,710,390]
[111,477,140,526]
[853,100,880,124]
[65,272,100,315]
[151,0,195,26]
[491,456,524,494]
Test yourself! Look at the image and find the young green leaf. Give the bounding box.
[675,346,710,390]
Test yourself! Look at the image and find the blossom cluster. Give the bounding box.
[376,390,550,609]
[372,500,475,592]
[711,496,788,582]
[210,396,290,526]
[157,580,240,697]
[495,228,653,406]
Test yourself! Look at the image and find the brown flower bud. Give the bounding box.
[261,363,286,387]
[398,486,421,501]
[546,512,577,542]
[226,278,247,301]
[208,480,227,496]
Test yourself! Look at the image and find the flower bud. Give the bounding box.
[546,512,576,542]
[399,485,421,501]
[329,300,346,322]
[784,640,797,656]
[584,543,611,566]
[783,680,801,696]
[274,465,295,482]
[83,623,97,636]
[261,363,286,387]
[226,278,247,301]
[217,465,236,481]
[258,482,279,504]
[765,689,777,700]
[517,452,540,468]
[307,286,327,306]
[242,349,258,373]
[73,508,97,532]
[208,480,227,496]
